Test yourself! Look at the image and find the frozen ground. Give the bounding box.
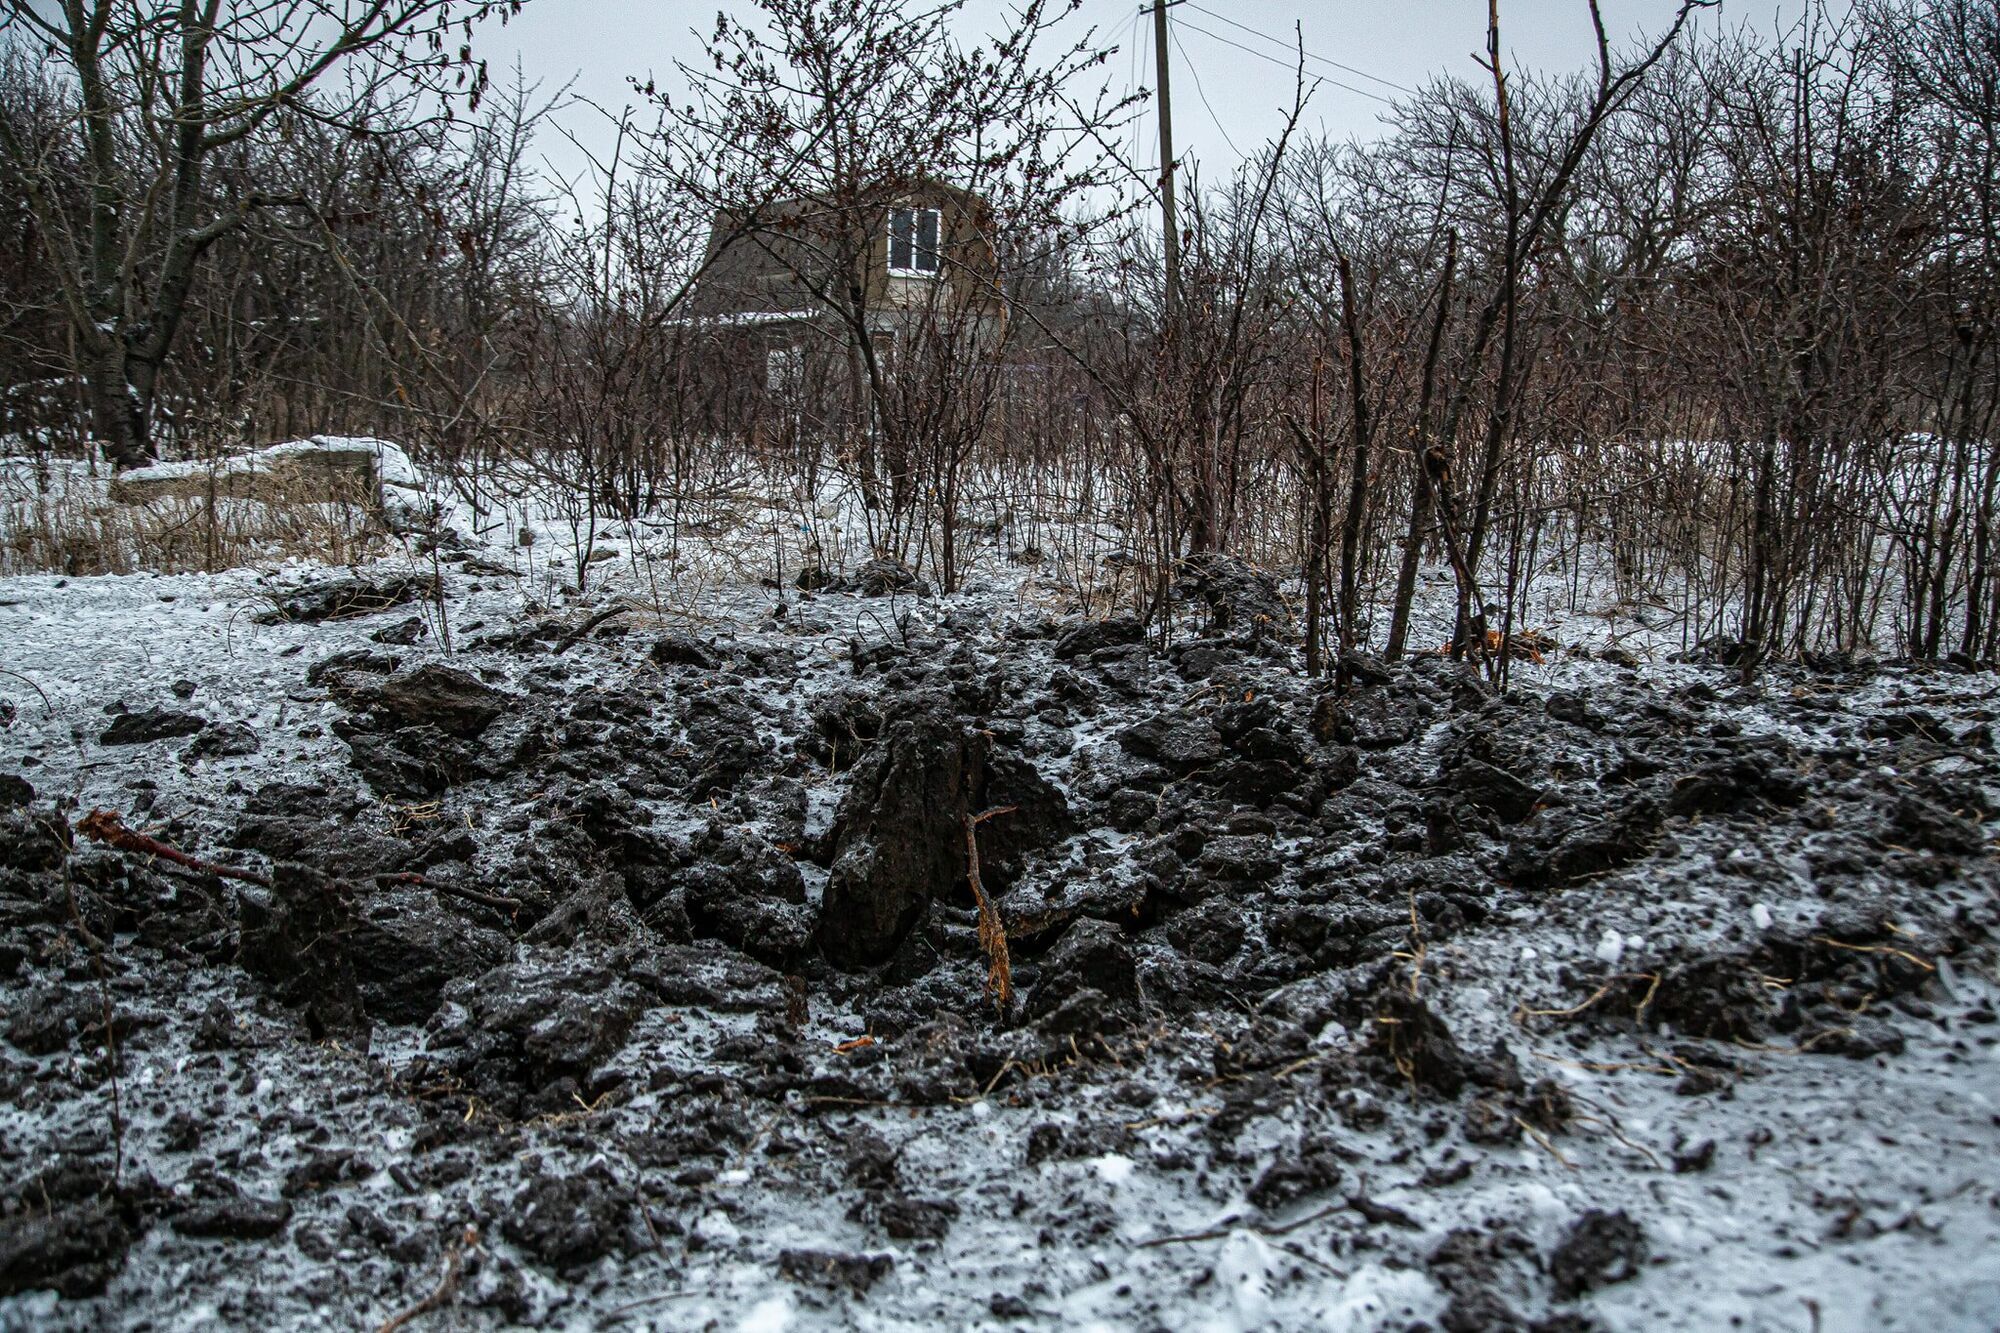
[0,503,1996,1332]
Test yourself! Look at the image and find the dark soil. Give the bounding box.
[3,556,1997,1329]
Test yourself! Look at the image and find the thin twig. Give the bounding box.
[0,667,52,716]
[552,602,631,655]
[1138,1202,1345,1250]
[376,1225,477,1333]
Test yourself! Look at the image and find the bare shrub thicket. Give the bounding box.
[2,0,1996,671]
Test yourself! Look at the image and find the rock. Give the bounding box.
[1195,836,1280,882]
[1248,1137,1346,1211]
[236,863,369,1040]
[370,616,429,645]
[348,884,511,1025]
[1172,638,1241,680]
[184,721,260,759]
[1369,992,1467,1097]
[1809,1016,1905,1059]
[681,687,770,797]
[1544,691,1600,730]
[172,1193,292,1241]
[99,708,206,745]
[1448,758,1542,823]
[651,633,720,670]
[1027,919,1138,1019]
[681,826,814,968]
[373,664,506,737]
[818,702,1068,968]
[425,957,647,1118]
[844,1130,900,1189]
[1177,553,1293,641]
[1024,1120,1131,1166]
[846,558,929,597]
[1117,714,1224,769]
[0,807,68,872]
[0,1159,140,1298]
[1864,710,1953,744]
[1054,616,1144,660]
[809,690,887,768]
[256,571,436,624]
[110,437,391,515]
[0,774,35,808]
[1317,692,1425,749]
[339,723,482,797]
[1886,791,1983,856]
[1548,1209,1647,1298]
[778,1248,894,1293]
[1647,955,1775,1041]
[1667,742,1805,815]
[5,985,94,1055]
[1504,800,1663,889]
[1165,897,1249,963]
[504,1173,639,1271]
[228,799,415,884]
[877,1196,960,1241]
[1426,1225,1541,1328]
[306,648,400,688]
[1337,650,1393,686]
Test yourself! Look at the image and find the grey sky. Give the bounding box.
[488,0,1846,192]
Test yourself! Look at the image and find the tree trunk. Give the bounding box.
[88,346,153,470]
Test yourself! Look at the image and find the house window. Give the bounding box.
[888,206,942,276]
[766,345,801,396]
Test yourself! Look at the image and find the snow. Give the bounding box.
[3,460,1999,1331]
[736,1294,795,1332]
[1092,1153,1136,1184]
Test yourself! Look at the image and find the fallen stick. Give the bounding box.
[377,1225,476,1333]
[374,871,523,913]
[75,809,272,888]
[76,812,521,918]
[1137,1202,1345,1249]
[552,603,631,655]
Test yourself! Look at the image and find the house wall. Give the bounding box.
[699,183,1005,331]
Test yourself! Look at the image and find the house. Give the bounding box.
[689,179,1008,396]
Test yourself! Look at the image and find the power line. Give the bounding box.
[1181,2,1416,97]
[1173,19,1399,106]
[1126,6,1147,182]
[1169,23,1242,158]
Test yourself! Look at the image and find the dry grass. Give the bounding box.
[1,462,387,575]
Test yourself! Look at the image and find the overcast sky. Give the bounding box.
[486,0,1848,192]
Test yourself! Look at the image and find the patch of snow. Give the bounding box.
[1092,1153,1136,1184]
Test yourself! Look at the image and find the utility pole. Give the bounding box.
[1152,0,1180,320]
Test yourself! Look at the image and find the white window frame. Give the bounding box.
[765,345,802,396]
[887,205,943,277]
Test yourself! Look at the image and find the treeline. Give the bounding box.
[1,0,1995,672]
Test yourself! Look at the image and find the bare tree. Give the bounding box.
[0,0,523,467]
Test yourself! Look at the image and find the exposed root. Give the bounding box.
[963,804,1017,1012]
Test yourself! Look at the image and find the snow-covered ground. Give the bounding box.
[2,452,1997,1332]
